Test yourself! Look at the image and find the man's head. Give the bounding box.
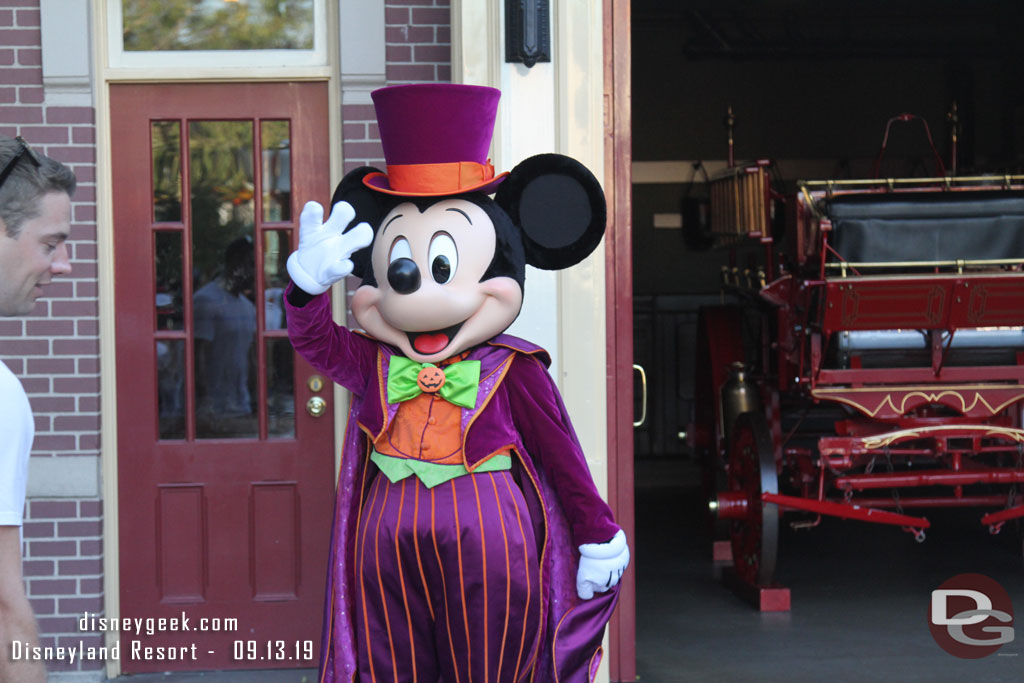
[0,136,75,316]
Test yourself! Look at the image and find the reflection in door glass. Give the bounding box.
[156,340,185,440]
[155,231,184,331]
[190,121,258,439]
[122,0,314,52]
[152,121,181,222]
[266,338,295,438]
[263,230,291,330]
[261,121,291,222]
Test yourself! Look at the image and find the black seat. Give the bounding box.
[827,191,1024,263]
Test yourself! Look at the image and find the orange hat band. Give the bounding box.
[386,160,495,194]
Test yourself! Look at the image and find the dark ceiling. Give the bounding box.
[633,0,1024,60]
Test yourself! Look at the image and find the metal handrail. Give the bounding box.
[824,258,1024,271]
[800,174,1024,189]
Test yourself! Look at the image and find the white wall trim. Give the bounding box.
[104,0,328,70]
[90,0,120,677]
[26,456,100,497]
[39,0,94,106]
[453,3,610,680]
[554,5,610,683]
[103,67,332,83]
[339,0,386,105]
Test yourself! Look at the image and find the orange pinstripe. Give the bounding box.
[489,473,512,681]
[510,444,547,682]
[551,608,576,683]
[372,478,399,681]
[431,487,462,683]
[393,478,417,683]
[587,646,603,682]
[451,479,474,682]
[501,472,532,682]
[319,587,333,683]
[411,481,436,621]
[470,473,490,683]
[358,472,385,683]
[374,350,389,440]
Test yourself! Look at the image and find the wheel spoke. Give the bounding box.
[728,412,779,587]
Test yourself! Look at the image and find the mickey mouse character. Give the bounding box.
[286,84,629,683]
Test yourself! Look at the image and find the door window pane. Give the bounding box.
[152,121,182,222]
[266,338,295,438]
[261,121,291,222]
[123,0,314,52]
[192,233,258,438]
[263,230,291,331]
[155,231,184,331]
[189,120,255,292]
[157,340,185,440]
[190,120,258,439]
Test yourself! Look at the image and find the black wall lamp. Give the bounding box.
[505,0,550,68]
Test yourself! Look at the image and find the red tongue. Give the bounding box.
[414,333,450,355]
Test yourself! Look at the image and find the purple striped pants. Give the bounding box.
[355,469,542,683]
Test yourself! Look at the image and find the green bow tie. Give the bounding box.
[387,356,481,409]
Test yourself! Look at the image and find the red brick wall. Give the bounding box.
[341,0,451,174]
[0,0,101,675]
[22,500,104,674]
[0,0,100,460]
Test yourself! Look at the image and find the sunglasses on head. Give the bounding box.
[0,136,42,191]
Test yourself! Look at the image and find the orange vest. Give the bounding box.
[373,392,465,466]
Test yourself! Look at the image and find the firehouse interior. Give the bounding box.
[630,1,1024,678]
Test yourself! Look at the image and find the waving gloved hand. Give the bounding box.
[576,529,629,600]
[286,200,375,296]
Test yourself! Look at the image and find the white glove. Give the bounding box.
[576,529,629,600]
[286,200,375,295]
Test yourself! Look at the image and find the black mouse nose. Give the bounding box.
[387,258,421,294]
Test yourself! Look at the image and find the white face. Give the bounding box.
[351,198,523,364]
[0,192,72,316]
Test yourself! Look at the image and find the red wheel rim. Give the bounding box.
[728,412,779,586]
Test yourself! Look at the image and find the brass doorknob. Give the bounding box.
[306,396,327,417]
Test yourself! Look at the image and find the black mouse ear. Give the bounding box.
[330,166,386,280]
[495,153,606,271]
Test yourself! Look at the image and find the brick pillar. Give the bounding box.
[342,0,451,176]
[23,500,104,675]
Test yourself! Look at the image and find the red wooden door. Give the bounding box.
[604,0,636,679]
[112,82,334,673]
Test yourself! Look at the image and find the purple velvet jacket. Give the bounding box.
[286,286,621,682]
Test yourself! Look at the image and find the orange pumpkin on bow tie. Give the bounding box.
[416,365,446,393]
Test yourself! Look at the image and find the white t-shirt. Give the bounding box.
[0,359,34,526]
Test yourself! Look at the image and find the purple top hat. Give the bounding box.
[362,83,509,196]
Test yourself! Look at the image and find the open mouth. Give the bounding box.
[406,321,465,356]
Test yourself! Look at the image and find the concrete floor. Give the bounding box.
[93,459,1024,682]
[633,459,1024,683]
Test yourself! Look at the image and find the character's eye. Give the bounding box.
[389,237,412,264]
[428,232,458,284]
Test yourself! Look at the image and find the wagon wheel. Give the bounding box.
[728,411,779,586]
[695,306,744,539]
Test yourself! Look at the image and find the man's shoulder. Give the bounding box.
[0,360,24,395]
